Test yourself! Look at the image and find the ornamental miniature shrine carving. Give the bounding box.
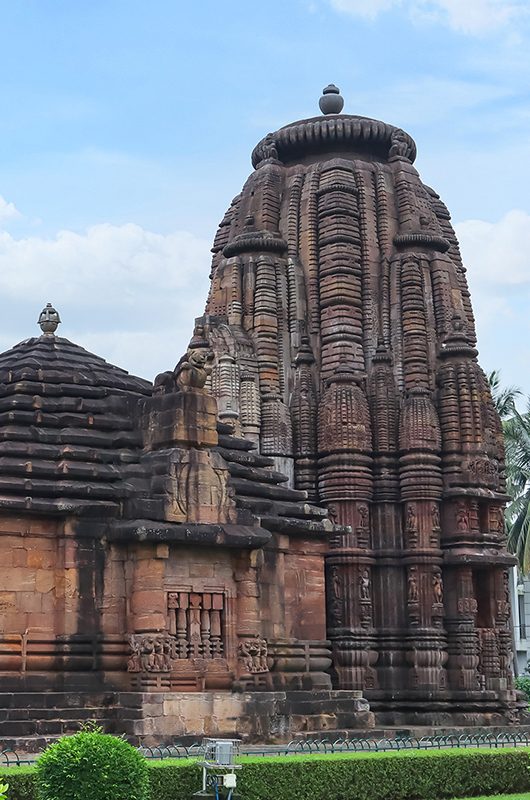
[0,87,520,745]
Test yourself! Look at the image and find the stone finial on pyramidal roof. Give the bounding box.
[319,84,344,115]
[38,303,61,335]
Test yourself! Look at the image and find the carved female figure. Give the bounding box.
[408,570,419,603]
[406,504,417,531]
[433,573,443,605]
[456,503,469,532]
[432,504,440,530]
[359,569,371,601]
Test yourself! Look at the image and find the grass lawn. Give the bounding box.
[455,795,530,800]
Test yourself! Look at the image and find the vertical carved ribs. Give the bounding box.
[356,170,375,365]
[254,256,280,395]
[286,174,304,254]
[317,166,364,378]
[426,186,477,345]
[291,337,318,499]
[400,257,430,389]
[239,371,261,441]
[318,371,373,515]
[258,167,282,231]
[368,343,399,502]
[438,353,504,492]
[307,168,321,335]
[375,169,392,344]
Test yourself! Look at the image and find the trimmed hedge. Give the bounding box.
[147,759,196,800]
[236,749,530,800]
[1,747,530,800]
[0,768,36,800]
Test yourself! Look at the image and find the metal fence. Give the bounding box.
[3,731,530,767]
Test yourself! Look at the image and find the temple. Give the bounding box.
[0,87,520,746]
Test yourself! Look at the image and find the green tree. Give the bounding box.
[488,369,521,420]
[505,406,530,573]
[488,371,530,573]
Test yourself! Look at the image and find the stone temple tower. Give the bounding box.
[0,89,519,738]
[198,85,517,724]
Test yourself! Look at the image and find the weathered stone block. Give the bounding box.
[0,568,35,592]
[143,391,218,451]
[35,570,55,594]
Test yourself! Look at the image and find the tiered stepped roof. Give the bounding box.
[0,332,150,515]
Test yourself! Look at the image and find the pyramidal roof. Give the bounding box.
[0,307,151,516]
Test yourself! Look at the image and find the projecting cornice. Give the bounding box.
[251,115,417,169]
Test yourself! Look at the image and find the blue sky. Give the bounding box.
[0,0,529,396]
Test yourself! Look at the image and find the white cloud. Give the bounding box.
[467,290,514,333]
[456,209,530,285]
[328,0,528,34]
[456,209,530,395]
[0,221,212,381]
[413,0,527,34]
[0,195,21,222]
[0,222,210,301]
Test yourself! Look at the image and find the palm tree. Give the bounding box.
[487,371,530,572]
[505,407,530,573]
[488,369,521,420]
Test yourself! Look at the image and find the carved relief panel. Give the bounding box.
[128,589,232,692]
[359,567,373,629]
[407,566,420,627]
[127,634,172,673]
[238,636,269,675]
[431,570,444,628]
[328,565,345,628]
[405,503,418,548]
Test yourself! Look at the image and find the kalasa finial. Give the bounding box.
[319,84,344,115]
[38,302,61,335]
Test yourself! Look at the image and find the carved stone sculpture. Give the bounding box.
[127,634,173,673]
[359,569,371,601]
[238,637,269,674]
[153,349,213,395]
[408,570,419,604]
[433,573,444,605]
[389,128,410,160]
[175,348,214,391]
